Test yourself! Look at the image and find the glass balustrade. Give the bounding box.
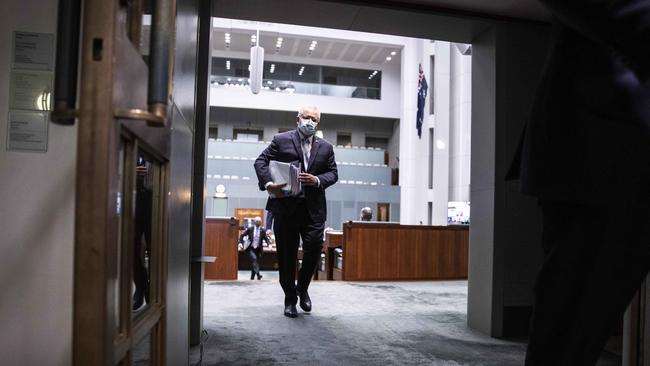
[211,57,381,100]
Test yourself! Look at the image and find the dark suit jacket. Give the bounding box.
[239,226,269,256]
[518,0,650,207]
[254,130,338,222]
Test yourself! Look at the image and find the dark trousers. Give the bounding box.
[525,201,650,365]
[273,202,324,305]
[246,248,261,277]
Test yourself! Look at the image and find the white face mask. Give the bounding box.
[298,118,317,136]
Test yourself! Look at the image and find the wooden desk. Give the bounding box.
[342,222,469,281]
[204,217,239,280]
[324,231,343,280]
[238,249,279,271]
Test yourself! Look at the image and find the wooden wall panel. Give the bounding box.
[342,222,469,281]
[204,217,239,280]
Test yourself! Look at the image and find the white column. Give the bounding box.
[430,41,451,225]
[399,38,428,224]
[449,44,472,202]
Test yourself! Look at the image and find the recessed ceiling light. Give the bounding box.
[386,56,392,61]
[267,81,272,85]
[391,51,397,55]
[308,40,317,53]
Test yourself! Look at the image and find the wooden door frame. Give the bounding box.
[73,0,171,364]
[74,0,119,363]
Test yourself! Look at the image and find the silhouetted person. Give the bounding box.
[360,207,372,221]
[238,216,269,280]
[513,1,650,364]
[254,105,338,318]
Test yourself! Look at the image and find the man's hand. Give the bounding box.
[299,172,318,186]
[267,182,287,197]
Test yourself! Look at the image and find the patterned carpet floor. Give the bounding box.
[190,272,620,366]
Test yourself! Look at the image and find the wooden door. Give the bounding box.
[53,0,175,364]
[377,203,390,222]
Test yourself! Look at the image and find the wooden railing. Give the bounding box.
[341,222,469,281]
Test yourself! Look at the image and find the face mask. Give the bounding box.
[298,118,317,136]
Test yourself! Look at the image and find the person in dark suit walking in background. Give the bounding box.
[239,216,269,280]
[254,105,338,318]
[513,0,650,364]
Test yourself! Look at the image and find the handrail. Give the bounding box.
[50,0,82,125]
[146,0,175,126]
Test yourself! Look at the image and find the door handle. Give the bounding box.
[118,0,175,127]
[50,0,82,125]
[145,0,175,127]
[52,0,175,127]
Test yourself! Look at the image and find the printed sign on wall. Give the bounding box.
[6,110,48,153]
[6,31,54,153]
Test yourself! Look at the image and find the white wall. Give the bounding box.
[0,0,76,365]
[399,40,470,226]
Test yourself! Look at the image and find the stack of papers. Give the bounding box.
[269,160,302,197]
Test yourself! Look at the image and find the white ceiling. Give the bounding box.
[213,29,402,65]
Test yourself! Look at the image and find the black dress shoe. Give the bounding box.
[284,304,298,318]
[299,291,312,312]
[250,272,255,280]
[257,274,263,280]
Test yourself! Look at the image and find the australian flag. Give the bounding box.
[416,65,428,139]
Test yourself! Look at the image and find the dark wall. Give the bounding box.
[469,21,550,338]
[167,0,199,364]
[494,22,548,337]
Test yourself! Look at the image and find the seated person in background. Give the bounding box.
[238,217,270,280]
[360,207,372,221]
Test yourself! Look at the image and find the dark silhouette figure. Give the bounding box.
[133,161,152,311]
[514,0,650,364]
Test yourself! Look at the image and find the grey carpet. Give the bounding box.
[190,272,620,366]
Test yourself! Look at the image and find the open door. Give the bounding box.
[52,0,175,364]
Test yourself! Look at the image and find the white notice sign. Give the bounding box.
[10,70,52,111]
[6,110,48,153]
[12,31,55,71]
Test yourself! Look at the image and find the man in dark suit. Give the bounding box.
[515,1,650,364]
[254,105,338,318]
[238,216,269,280]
